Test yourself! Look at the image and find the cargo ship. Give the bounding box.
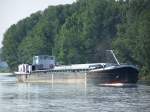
[14,50,139,84]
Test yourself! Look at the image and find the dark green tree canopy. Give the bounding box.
[2,0,150,80]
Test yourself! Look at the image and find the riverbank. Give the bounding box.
[0,73,13,76]
[140,75,150,81]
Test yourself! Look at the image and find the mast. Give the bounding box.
[106,50,120,65]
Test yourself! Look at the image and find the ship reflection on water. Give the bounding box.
[98,83,138,88]
[0,75,150,112]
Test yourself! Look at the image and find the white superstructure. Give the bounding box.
[33,55,55,69]
[18,64,32,73]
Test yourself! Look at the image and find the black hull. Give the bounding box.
[87,66,138,84]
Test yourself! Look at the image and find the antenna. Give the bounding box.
[106,50,120,65]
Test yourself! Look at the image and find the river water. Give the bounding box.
[0,75,150,112]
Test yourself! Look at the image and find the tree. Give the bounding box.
[113,0,150,79]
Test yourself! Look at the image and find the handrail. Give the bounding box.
[106,50,120,65]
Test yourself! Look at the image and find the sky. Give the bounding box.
[0,0,75,48]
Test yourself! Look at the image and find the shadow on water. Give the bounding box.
[138,80,150,86]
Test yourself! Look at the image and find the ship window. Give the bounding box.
[33,56,38,64]
[44,56,47,59]
[33,57,38,61]
[50,56,54,60]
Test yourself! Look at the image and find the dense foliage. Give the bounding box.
[2,0,150,80]
[113,0,150,80]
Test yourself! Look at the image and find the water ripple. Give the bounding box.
[0,75,150,112]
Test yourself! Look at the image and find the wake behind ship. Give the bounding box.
[14,50,139,84]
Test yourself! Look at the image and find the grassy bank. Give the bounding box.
[0,68,10,73]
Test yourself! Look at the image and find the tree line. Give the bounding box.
[2,0,150,80]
